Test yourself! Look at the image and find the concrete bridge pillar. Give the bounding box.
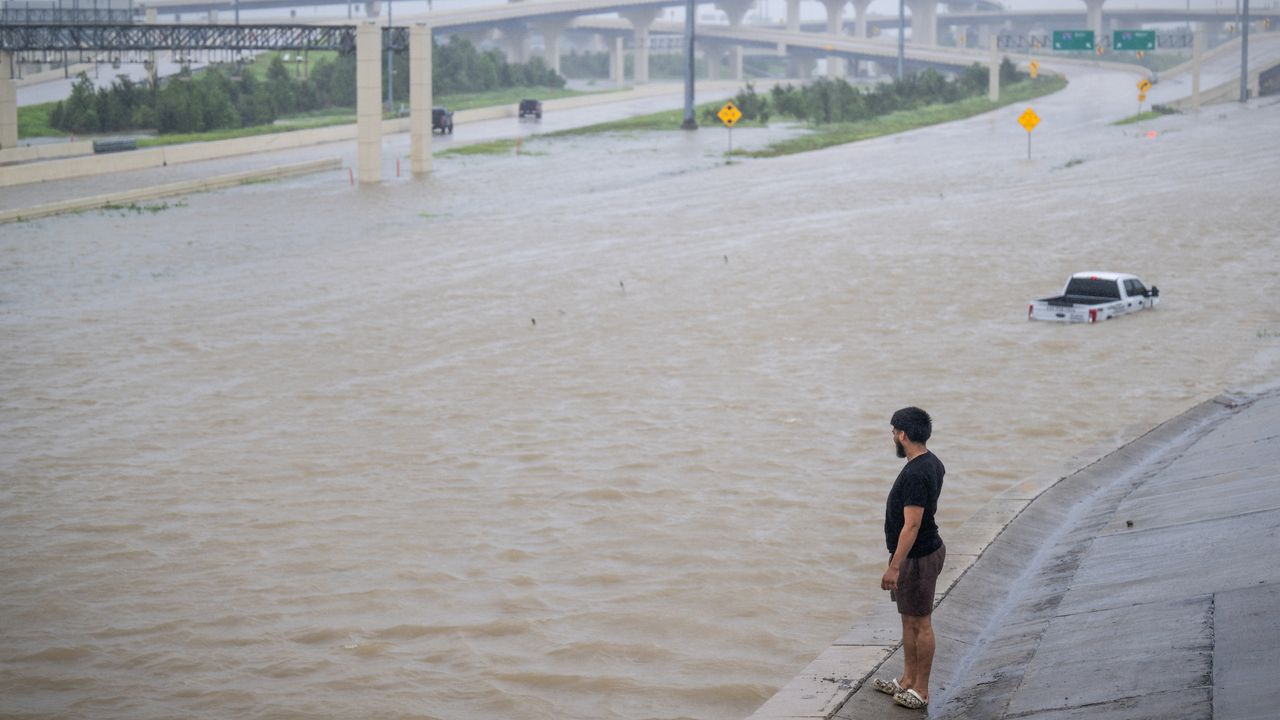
[785,0,802,76]
[365,0,381,17]
[718,0,752,80]
[822,0,846,77]
[623,7,661,84]
[852,0,872,38]
[409,24,432,176]
[906,0,938,45]
[976,22,992,48]
[356,22,382,184]
[610,35,625,85]
[778,0,798,76]
[536,18,570,75]
[207,9,218,23]
[1083,0,1105,43]
[705,46,724,79]
[1,52,17,150]
[500,25,529,63]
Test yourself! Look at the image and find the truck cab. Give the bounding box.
[432,107,454,134]
[518,99,542,119]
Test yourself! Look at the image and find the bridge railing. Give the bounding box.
[0,7,136,24]
[0,23,413,60]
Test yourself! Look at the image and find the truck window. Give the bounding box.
[1129,279,1147,296]
[1064,277,1121,299]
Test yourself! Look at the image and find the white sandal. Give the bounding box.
[872,677,904,695]
[893,688,928,710]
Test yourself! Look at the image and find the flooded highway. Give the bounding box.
[3,63,1279,720]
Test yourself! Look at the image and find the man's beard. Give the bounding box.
[895,438,906,458]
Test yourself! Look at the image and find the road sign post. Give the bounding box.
[1113,30,1156,51]
[1052,30,1094,51]
[718,101,741,153]
[1018,107,1039,159]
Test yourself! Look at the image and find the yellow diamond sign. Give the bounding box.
[1137,78,1152,92]
[1018,107,1040,133]
[1029,59,1040,78]
[718,101,743,127]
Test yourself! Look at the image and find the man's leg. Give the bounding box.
[903,614,936,699]
[899,613,918,689]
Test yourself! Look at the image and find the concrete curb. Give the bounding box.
[0,140,96,166]
[0,157,341,224]
[745,393,1240,720]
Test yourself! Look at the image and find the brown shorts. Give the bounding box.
[890,542,946,617]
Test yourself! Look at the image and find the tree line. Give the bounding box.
[710,60,1027,125]
[49,36,566,135]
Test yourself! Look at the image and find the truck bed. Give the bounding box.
[1040,295,1119,307]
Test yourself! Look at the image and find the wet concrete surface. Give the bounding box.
[833,389,1280,719]
[1152,33,1280,106]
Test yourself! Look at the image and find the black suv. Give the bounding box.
[518,99,542,120]
[432,107,454,134]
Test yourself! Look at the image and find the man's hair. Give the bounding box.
[891,407,932,444]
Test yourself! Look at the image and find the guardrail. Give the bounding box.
[93,138,138,154]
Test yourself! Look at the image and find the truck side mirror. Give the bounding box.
[1150,286,1159,297]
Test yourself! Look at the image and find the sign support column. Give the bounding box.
[1239,0,1250,102]
[988,36,998,101]
[682,0,697,130]
[1192,29,1202,111]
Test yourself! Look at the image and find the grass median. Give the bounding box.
[740,76,1067,158]
[1112,106,1179,126]
[17,85,607,143]
[543,101,766,137]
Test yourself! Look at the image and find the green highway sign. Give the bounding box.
[1113,30,1157,51]
[1052,30,1094,51]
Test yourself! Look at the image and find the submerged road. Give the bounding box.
[4,47,1279,720]
[0,80,755,212]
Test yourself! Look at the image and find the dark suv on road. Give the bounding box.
[518,99,542,120]
[432,107,454,134]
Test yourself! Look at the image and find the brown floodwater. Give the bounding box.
[2,66,1278,720]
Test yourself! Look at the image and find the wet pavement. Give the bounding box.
[830,388,1280,719]
[1151,33,1280,107]
[0,80,757,213]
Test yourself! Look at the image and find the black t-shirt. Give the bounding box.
[884,451,945,558]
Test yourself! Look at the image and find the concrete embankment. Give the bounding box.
[0,158,341,224]
[750,387,1280,720]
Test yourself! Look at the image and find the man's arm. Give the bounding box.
[880,505,924,591]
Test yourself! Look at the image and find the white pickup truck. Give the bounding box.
[1028,272,1160,323]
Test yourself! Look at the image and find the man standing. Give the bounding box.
[873,406,946,711]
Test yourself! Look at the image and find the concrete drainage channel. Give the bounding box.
[748,392,1252,720]
[0,158,341,224]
